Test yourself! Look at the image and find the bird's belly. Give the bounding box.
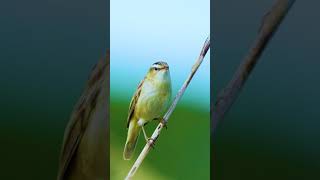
[136,90,169,121]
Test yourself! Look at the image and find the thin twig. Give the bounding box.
[212,0,296,134]
[125,37,210,180]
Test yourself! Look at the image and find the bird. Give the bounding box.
[57,50,109,180]
[123,61,172,160]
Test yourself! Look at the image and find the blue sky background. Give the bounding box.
[110,0,210,110]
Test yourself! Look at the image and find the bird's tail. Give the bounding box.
[123,121,140,160]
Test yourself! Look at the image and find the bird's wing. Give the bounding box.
[126,78,144,128]
[57,51,109,180]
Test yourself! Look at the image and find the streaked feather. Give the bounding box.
[126,78,144,128]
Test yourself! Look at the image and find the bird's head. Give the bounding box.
[147,61,170,81]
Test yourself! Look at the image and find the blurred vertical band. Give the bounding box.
[212,0,296,135]
[57,51,110,180]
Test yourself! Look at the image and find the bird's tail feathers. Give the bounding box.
[123,121,140,160]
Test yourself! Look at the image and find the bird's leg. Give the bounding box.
[141,126,155,148]
[154,117,167,129]
[141,126,148,141]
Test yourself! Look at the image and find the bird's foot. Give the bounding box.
[147,138,156,149]
[160,118,168,129]
[154,117,168,129]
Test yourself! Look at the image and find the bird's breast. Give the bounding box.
[135,80,171,121]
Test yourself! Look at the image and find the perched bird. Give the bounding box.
[57,51,109,180]
[123,61,172,160]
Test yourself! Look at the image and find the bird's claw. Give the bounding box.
[147,138,156,149]
[160,118,168,129]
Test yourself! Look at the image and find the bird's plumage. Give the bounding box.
[126,79,144,128]
[123,79,145,160]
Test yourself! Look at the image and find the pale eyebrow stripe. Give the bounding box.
[151,64,162,68]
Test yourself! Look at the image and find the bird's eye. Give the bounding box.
[154,67,159,71]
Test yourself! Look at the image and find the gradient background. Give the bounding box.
[1,0,320,179]
[110,0,210,179]
[212,1,320,179]
[0,0,108,179]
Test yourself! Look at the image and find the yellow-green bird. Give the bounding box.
[123,61,172,160]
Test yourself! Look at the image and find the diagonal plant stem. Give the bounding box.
[212,0,296,135]
[125,36,210,180]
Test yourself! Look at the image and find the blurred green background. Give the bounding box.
[0,0,108,179]
[110,0,210,179]
[212,1,320,179]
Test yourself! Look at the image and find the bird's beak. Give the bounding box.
[159,67,169,71]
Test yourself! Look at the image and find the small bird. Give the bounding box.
[123,61,172,160]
